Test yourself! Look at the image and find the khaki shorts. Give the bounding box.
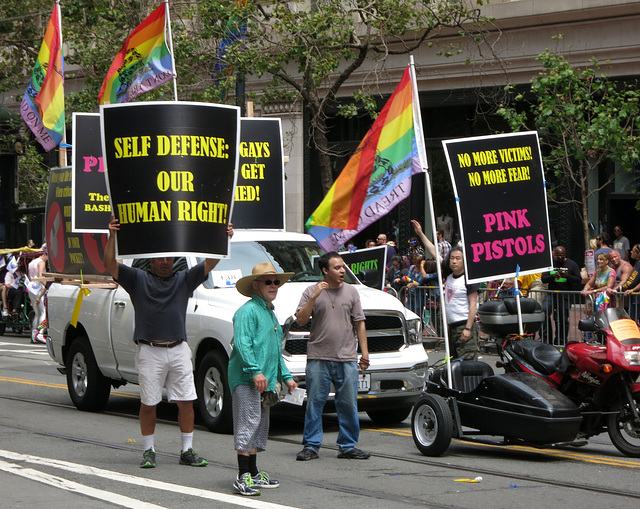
[135,341,196,406]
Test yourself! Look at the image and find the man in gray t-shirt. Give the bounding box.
[104,214,232,469]
[295,251,371,461]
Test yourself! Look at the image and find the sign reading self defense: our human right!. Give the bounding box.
[101,101,240,258]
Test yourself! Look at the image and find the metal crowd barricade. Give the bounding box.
[396,283,640,349]
[397,285,445,343]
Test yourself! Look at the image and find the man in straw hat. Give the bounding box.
[104,214,233,469]
[230,262,298,496]
[295,251,371,461]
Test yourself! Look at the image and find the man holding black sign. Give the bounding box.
[412,220,479,361]
[104,215,233,469]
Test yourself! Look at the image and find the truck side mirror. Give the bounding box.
[358,269,381,289]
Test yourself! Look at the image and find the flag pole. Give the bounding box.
[164,0,178,101]
[55,0,67,166]
[411,55,453,388]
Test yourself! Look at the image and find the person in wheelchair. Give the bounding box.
[3,259,27,317]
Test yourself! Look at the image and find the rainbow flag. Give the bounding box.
[306,64,427,252]
[20,4,65,152]
[98,4,173,105]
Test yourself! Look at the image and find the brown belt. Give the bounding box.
[138,340,183,348]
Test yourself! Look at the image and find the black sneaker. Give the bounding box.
[296,448,319,461]
[337,447,371,459]
[140,448,156,468]
[233,472,261,496]
[252,471,280,489]
[179,448,207,467]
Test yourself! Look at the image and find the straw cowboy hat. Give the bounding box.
[235,262,294,297]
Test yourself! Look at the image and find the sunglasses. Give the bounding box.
[258,279,281,286]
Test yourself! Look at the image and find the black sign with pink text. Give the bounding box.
[72,113,111,233]
[443,131,553,284]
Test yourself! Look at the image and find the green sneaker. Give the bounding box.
[140,448,156,468]
[233,472,261,496]
[179,448,207,467]
[252,470,280,489]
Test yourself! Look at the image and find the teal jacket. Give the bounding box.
[229,295,294,394]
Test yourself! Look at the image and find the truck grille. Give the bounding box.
[284,313,406,355]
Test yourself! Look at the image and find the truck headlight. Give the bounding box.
[623,350,640,366]
[406,318,422,345]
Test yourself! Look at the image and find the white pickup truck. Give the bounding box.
[46,229,428,433]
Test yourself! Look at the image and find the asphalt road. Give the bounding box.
[1,332,639,508]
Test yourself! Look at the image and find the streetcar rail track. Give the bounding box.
[2,392,640,503]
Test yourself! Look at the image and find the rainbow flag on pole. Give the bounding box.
[306,63,427,252]
[98,4,173,105]
[20,3,65,152]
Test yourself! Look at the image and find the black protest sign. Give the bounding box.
[72,113,111,233]
[339,246,387,290]
[46,167,109,274]
[101,102,240,258]
[443,131,553,284]
[232,118,285,229]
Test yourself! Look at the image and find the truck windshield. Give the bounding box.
[205,241,357,285]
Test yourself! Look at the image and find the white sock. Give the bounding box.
[142,434,154,452]
[181,432,194,452]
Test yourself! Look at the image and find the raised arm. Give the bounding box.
[204,223,234,275]
[411,220,437,260]
[103,214,120,279]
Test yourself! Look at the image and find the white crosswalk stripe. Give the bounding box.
[0,449,301,509]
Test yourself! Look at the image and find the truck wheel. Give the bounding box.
[411,394,453,456]
[196,350,232,434]
[366,406,412,425]
[66,338,111,412]
[608,394,640,458]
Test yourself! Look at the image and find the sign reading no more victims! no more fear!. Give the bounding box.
[101,102,240,258]
[443,131,553,284]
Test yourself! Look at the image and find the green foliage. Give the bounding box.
[497,46,640,247]
[17,144,48,207]
[1,0,489,201]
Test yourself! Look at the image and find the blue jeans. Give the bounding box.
[302,359,359,452]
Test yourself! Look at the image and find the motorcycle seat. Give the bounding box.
[512,339,563,375]
[448,360,495,392]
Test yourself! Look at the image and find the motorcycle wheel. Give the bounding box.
[607,394,640,458]
[411,393,453,456]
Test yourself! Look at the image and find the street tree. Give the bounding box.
[198,0,490,194]
[1,0,491,206]
[497,44,640,250]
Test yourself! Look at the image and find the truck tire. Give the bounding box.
[196,350,233,434]
[66,338,111,412]
[411,393,453,456]
[366,406,412,425]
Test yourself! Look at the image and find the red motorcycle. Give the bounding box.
[492,302,640,457]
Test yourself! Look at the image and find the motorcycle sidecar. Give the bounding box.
[412,360,582,456]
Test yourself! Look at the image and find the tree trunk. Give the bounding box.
[312,125,334,196]
[581,165,590,266]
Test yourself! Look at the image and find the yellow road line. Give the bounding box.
[0,376,139,398]
[364,425,640,468]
